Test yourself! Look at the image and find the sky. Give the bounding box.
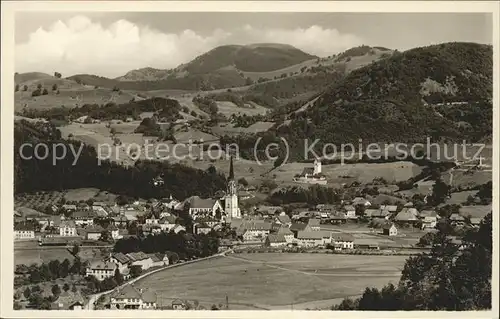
[15,12,493,78]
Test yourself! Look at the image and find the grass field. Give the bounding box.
[134,253,408,310]
[274,161,423,186]
[64,188,100,202]
[14,241,106,266]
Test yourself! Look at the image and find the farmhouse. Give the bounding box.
[172,299,187,310]
[59,220,77,237]
[112,215,130,227]
[332,234,355,250]
[241,221,272,241]
[62,204,77,212]
[383,223,398,236]
[380,205,398,213]
[110,285,157,310]
[394,208,419,224]
[72,210,97,226]
[149,253,170,267]
[51,291,85,310]
[264,234,288,247]
[85,261,117,281]
[126,252,153,270]
[307,218,321,231]
[343,205,357,219]
[450,213,466,226]
[296,231,332,247]
[419,210,438,229]
[85,226,104,240]
[159,215,177,231]
[194,223,212,235]
[14,223,35,240]
[107,252,131,273]
[276,226,295,243]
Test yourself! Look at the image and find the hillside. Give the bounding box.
[272,42,493,154]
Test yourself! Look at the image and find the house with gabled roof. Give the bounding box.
[183,196,223,218]
[307,218,321,231]
[419,210,438,229]
[332,234,355,250]
[14,223,35,240]
[264,234,288,247]
[289,222,311,237]
[72,210,97,226]
[343,205,356,219]
[383,223,398,236]
[126,252,153,270]
[110,284,157,309]
[51,290,85,310]
[276,226,295,243]
[274,214,291,226]
[394,208,419,224]
[107,252,132,272]
[85,261,117,281]
[59,220,77,237]
[296,230,332,247]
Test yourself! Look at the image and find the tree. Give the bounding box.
[114,268,124,285]
[238,177,248,187]
[42,88,49,95]
[52,83,58,91]
[63,283,70,292]
[71,244,80,257]
[51,284,61,297]
[129,265,142,278]
[31,89,42,97]
[110,127,117,136]
[15,84,19,92]
[23,287,31,299]
[428,178,450,206]
[23,85,28,91]
[54,72,62,78]
[37,83,42,90]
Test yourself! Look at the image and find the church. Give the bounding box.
[293,158,327,185]
[223,156,241,221]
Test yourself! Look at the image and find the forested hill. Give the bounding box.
[275,42,493,149]
[14,120,226,198]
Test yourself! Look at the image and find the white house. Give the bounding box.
[149,253,170,267]
[110,285,157,310]
[307,218,321,231]
[419,210,438,229]
[296,231,332,247]
[383,223,398,236]
[107,253,131,273]
[240,221,273,241]
[85,261,117,281]
[332,234,355,250]
[277,226,295,243]
[72,210,97,226]
[14,223,35,240]
[159,215,177,232]
[343,205,357,219]
[59,220,77,237]
[85,226,104,241]
[126,252,153,270]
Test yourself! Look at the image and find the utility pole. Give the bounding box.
[225,295,229,310]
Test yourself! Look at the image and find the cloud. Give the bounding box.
[15,15,363,78]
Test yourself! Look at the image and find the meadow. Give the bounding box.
[134,253,408,310]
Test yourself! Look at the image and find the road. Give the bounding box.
[85,249,233,310]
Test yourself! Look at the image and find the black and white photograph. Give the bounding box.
[1,1,498,317]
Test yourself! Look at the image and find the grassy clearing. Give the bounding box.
[135,253,407,310]
[63,188,100,202]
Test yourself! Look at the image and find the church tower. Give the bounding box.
[313,158,322,175]
[224,156,241,221]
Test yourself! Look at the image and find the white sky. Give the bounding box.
[15,12,493,78]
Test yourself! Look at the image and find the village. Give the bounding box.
[13,156,492,311]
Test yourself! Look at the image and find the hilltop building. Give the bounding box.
[293,159,327,185]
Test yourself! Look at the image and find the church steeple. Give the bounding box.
[228,156,234,181]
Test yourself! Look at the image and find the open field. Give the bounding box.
[64,188,100,202]
[14,241,107,266]
[211,121,275,136]
[274,161,423,185]
[134,253,407,310]
[216,101,269,117]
